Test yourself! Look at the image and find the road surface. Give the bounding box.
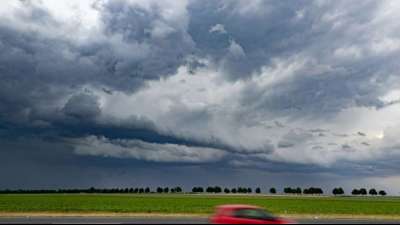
[0,217,399,224]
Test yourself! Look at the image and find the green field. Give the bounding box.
[1,194,400,216]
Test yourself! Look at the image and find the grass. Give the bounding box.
[0,194,400,216]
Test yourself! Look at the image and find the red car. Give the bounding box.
[210,205,296,224]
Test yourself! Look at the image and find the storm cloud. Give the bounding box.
[1,0,400,192]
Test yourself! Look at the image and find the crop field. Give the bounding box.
[0,194,400,216]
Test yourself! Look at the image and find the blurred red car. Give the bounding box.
[210,205,296,224]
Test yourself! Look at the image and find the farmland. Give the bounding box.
[0,194,400,217]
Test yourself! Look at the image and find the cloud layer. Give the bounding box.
[1,0,400,190]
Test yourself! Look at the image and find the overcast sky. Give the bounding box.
[1,0,400,194]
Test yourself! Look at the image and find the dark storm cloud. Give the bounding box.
[0,0,194,133]
[188,0,400,119]
[1,0,400,190]
[63,92,101,119]
[3,135,397,190]
[188,0,311,79]
[0,137,334,190]
[0,25,101,126]
[187,0,381,76]
[80,0,196,91]
[1,0,398,129]
[0,0,194,123]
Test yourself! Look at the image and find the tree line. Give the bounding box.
[0,187,182,194]
[0,187,388,196]
[192,187,262,194]
[282,187,387,196]
[283,187,324,195]
[350,188,386,196]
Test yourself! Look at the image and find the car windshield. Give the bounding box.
[233,208,276,221]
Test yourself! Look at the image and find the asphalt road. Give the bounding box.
[0,217,399,224]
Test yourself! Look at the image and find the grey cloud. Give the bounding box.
[98,0,195,84]
[1,0,400,190]
[277,129,313,149]
[362,142,371,146]
[277,141,294,149]
[275,121,285,128]
[0,0,194,126]
[72,136,227,163]
[358,132,367,137]
[312,146,324,150]
[188,0,312,80]
[309,129,330,133]
[0,26,98,125]
[342,144,353,150]
[334,133,350,138]
[4,137,389,192]
[63,92,101,119]
[188,0,400,118]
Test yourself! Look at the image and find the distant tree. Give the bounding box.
[231,188,237,194]
[206,187,214,193]
[269,188,277,194]
[170,187,181,193]
[295,187,302,195]
[369,189,378,196]
[139,188,144,194]
[379,190,387,196]
[172,187,182,193]
[247,188,253,194]
[157,187,163,194]
[352,189,360,195]
[284,187,292,194]
[360,188,367,196]
[332,188,338,196]
[214,186,222,193]
[333,188,345,196]
[303,187,323,195]
[256,188,261,194]
[224,188,231,194]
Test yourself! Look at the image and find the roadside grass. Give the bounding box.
[0,194,399,216]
